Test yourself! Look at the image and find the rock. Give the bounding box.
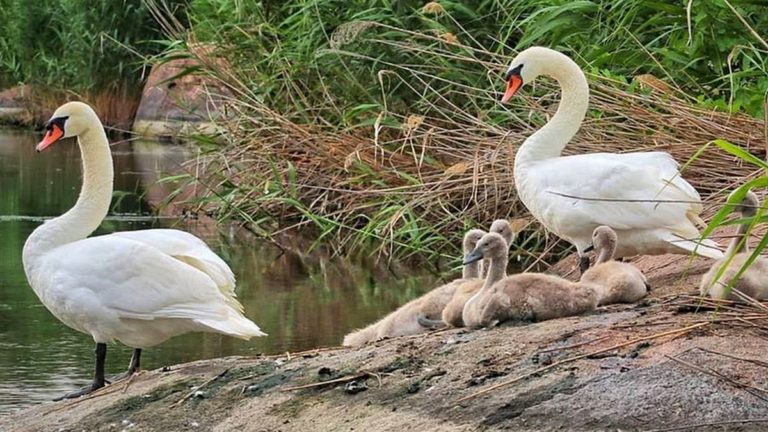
[344,380,368,394]
[132,44,232,140]
[5,254,768,431]
[0,85,31,124]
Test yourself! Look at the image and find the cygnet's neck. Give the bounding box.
[728,205,756,255]
[595,241,615,264]
[463,249,481,279]
[23,126,114,273]
[483,248,509,290]
[514,51,589,169]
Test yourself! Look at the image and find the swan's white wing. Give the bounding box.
[594,152,702,209]
[39,236,264,338]
[526,152,701,233]
[111,229,241,312]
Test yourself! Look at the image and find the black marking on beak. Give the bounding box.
[44,116,69,132]
[504,64,523,81]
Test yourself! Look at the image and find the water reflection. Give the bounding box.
[0,129,437,414]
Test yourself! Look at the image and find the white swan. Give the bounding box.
[503,47,723,273]
[23,102,265,399]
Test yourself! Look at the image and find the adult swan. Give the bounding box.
[502,47,723,272]
[23,102,266,399]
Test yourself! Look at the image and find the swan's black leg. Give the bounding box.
[579,256,591,274]
[128,348,142,375]
[54,343,107,401]
[107,348,143,383]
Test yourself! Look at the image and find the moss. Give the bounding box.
[379,356,424,374]
[269,396,308,418]
[243,369,299,398]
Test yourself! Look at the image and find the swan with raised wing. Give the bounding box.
[23,102,265,399]
[503,47,723,273]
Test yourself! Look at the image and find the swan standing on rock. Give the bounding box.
[700,191,768,300]
[502,47,723,273]
[23,102,265,399]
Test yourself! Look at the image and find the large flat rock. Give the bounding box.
[133,48,232,139]
[4,278,768,431]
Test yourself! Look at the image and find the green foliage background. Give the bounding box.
[0,0,167,96]
[178,0,768,119]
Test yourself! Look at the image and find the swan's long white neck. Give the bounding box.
[23,125,113,273]
[514,52,589,168]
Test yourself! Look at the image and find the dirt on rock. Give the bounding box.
[4,253,768,432]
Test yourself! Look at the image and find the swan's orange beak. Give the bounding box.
[501,75,523,104]
[36,125,64,152]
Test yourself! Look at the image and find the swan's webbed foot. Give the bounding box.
[579,256,591,274]
[417,314,447,329]
[53,380,105,401]
[108,347,142,382]
[54,342,107,401]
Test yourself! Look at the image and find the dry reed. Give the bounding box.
[167,19,767,265]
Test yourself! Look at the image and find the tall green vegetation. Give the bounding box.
[177,0,768,120]
[156,0,767,266]
[0,0,171,125]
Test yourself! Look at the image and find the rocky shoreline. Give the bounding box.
[4,253,768,432]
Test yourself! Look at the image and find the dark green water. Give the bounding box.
[0,129,437,414]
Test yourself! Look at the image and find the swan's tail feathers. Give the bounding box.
[176,255,243,313]
[197,312,267,339]
[668,234,725,259]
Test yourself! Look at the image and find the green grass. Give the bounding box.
[0,0,173,126]
[140,0,768,267]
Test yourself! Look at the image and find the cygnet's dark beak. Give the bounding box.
[463,250,484,265]
[584,245,595,253]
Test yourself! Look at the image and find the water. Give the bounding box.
[0,129,437,414]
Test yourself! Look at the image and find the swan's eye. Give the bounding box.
[504,64,523,80]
